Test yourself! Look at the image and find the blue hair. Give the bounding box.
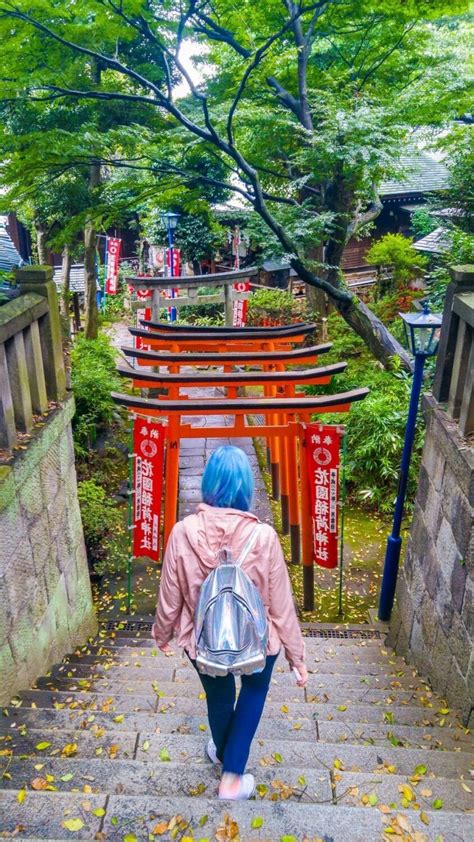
[201,446,255,511]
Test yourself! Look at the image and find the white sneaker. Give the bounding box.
[206,738,220,765]
[218,773,255,801]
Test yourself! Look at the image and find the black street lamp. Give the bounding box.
[160,211,180,322]
[378,302,443,621]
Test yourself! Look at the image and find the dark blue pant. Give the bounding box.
[189,654,278,775]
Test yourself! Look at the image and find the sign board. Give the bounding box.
[132,419,166,562]
[105,237,121,294]
[305,424,342,568]
[232,279,250,326]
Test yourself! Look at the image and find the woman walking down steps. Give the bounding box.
[153,445,308,800]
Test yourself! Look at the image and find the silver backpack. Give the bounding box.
[194,525,268,677]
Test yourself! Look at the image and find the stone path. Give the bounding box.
[1,628,473,840]
[176,383,272,524]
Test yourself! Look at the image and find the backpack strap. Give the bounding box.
[235,524,262,568]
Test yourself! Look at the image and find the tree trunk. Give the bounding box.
[61,244,72,335]
[84,58,101,341]
[336,295,413,371]
[34,220,48,264]
[84,213,99,340]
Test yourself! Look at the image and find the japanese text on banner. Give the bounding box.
[105,237,121,295]
[132,419,165,563]
[232,279,250,326]
[305,425,342,569]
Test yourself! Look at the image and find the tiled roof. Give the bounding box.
[53,263,85,293]
[0,216,22,272]
[380,151,450,197]
[413,227,452,254]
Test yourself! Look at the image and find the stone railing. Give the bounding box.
[0,266,66,451]
[0,265,96,704]
[432,264,474,436]
[388,264,474,724]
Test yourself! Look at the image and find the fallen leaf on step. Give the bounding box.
[62,819,84,832]
[215,813,239,841]
[61,742,78,757]
[17,788,26,804]
[31,778,48,790]
[151,822,168,835]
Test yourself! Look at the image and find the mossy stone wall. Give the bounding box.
[0,395,97,705]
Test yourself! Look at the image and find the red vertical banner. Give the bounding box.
[105,237,121,294]
[232,279,250,326]
[132,419,166,562]
[304,424,342,569]
[166,247,181,277]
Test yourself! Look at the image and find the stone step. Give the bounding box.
[316,720,472,752]
[93,631,387,651]
[63,648,410,672]
[1,790,470,841]
[0,727,138,760]
[0,757,332,801]
[2,728,473,777]
[3,707,470,751]
[9,689,158,712]
[31,672,432,699]
[8,691,449,730]
[334,770,474,814]
[50,659,422,682]
[1,709,316,743]
[2,756,472,814]
[18,680,441,709]
[72,638,397,662]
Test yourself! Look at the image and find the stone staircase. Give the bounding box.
[1,627,473,841]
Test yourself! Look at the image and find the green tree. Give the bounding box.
[366,233,428,295]
[0,0,470,365]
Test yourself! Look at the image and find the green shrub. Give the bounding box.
[77,479,128,574]
[77,479,128,575]
[71,333,121,454]
[247,287,307,326]
[366,233,428,294]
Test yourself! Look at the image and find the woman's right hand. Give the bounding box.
[293,664,308,687]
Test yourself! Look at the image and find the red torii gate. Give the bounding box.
[114,321,368,608]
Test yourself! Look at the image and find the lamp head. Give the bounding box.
[160,211,180,231]
[400,301,443,357]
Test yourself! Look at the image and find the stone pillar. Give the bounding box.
[432,264,474,404]
[15,266,67,401]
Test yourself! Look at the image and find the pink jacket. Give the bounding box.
[153,503,305,670]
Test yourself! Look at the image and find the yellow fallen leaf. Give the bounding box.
[61,742,78,757]
[62,818,84,832]
[113,715,124,723]
[281,704,289,713]
[333,758,344,770]
[461,782,472,793]
[420,811,430,825]
[398,784,414,802]
[152,821,168,835]
[17,788,26,804]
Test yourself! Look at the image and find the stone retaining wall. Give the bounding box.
[388,395,473,725]
[0,395,97,705]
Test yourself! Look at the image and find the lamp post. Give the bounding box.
[160,211,180,322]
[378,302,443,622]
